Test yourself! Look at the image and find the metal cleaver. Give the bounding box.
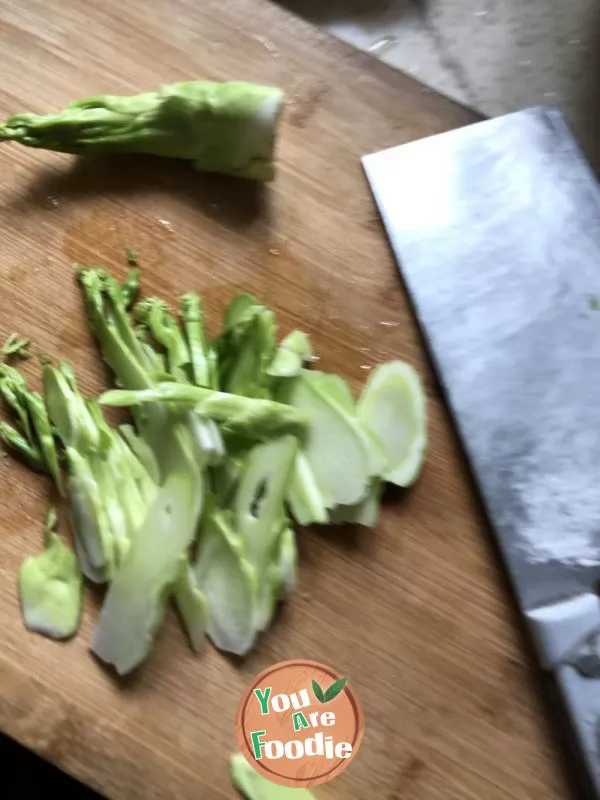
[362,107,600,798]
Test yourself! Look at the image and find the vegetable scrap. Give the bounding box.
[0,332,30,360]
[230,753,316,799]
[19,507,83,640]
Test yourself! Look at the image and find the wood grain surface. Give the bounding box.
[0,1,575,798]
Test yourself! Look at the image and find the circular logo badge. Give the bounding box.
[236,659,364,788]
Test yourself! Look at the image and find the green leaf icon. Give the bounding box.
[312,676,348,703]
[312,679,325,703]
[323,676,348,702]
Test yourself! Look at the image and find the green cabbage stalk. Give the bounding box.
[0,81,284,181]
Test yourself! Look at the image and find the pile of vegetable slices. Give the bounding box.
[0,260,426,676]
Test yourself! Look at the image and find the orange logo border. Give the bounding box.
[236,659,365,788]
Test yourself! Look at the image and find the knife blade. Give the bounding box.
[362,106,600,797]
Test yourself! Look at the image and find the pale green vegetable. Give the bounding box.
[118,423,160,485]
[19,508,83,640]
[0,364,61,481]
[180,292,217,389]
[307,371,354,412]
[65,446,114,582]
[251,525,291,634]
[77,265,172,465]
[91,465,203,674]
[215,293,277,398]
[273,526,298,600]
[43,361,99,450]
[134,297,191,382]
[133,293,225,464]
[257,524,298,632]
[125,247,139,267]
[1,260,427,676]
[194,508,257,656]
[0,365,34,440]
[96,411,158,552]
[121,266,141,308]
[357,360,427,487]
[174,563,208,653]
[77,265,223,488]
[230,753,316,799]
[286,451,328,526]
[0,421,46,472]
[76,265,218,667]
[285,369,384,510]
[234,435,297,632]
[328,478,382,527]
[100,384,308,442]
[192,436,297,652]
[267,330,312,378]
[0,81,285,181]
[42,361,160,585]
[283,369,388,524]
[39,296,205,670]
[24,390,63,493]
[0,332,30,360]
[187,412,226,467]
[235,436,297,568]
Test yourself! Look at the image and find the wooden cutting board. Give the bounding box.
[0,1,573,798]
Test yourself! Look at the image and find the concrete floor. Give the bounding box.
[280,0,600,172]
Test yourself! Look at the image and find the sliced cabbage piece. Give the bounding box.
[91,466,203,675]
[267,330,312,378]
[286,369,383,509]
[357,360,427,487]
[174,562,208,653]
[328,478,383,527]
[193,509,257,656]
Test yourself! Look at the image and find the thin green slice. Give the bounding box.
[91,467,203,675]
[174,562,208,653]
[329,478,382,526]
[267,330,312,378]
[193,510,257,656]
[287,370,380,508]
[357,360,427,487]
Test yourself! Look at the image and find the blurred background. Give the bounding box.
[279,0,600,172]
